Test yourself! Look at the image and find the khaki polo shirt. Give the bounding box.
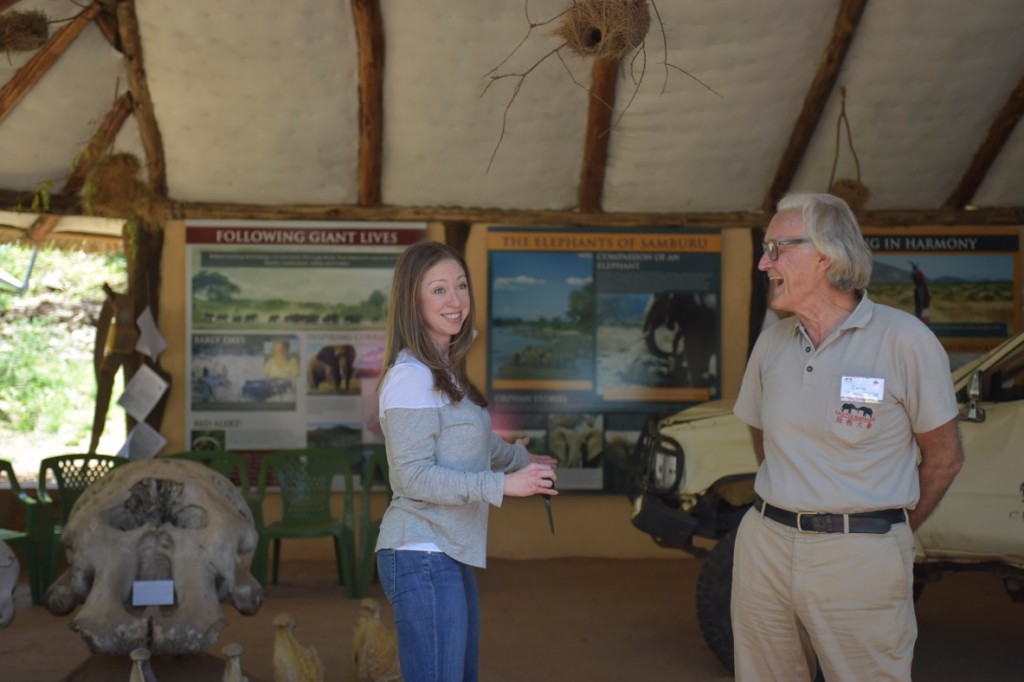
[734,294,958,513]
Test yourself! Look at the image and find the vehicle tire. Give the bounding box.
[695,528,737,671]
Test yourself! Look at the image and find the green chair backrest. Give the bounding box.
[0,458,44,604]
[354,443,391,597]
[0,458,36,537]
[361,444,392,503]
[37,454,127,524]
[257,448,355,526]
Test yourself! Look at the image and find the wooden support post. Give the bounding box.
[351,0,385,206]
[578,58,618,214]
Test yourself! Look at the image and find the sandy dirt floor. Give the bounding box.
[1,557,1021,681]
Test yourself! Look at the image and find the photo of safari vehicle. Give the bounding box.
[629,330,1024,670]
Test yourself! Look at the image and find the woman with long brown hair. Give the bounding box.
[374,240,557,681]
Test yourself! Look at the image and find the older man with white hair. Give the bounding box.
[731,193,964,681]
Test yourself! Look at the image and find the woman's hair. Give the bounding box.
[777,192,872,291]
[380,240,486,406]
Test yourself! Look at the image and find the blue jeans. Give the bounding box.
[377,549,480,682]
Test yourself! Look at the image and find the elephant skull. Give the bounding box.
[0,539,18,629]
[45,458,263,655]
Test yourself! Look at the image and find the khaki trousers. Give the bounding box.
[731,508,917,682]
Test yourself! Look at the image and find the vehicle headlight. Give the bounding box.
[647,434,684,495]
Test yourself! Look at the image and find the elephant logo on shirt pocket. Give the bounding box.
[834,401,877,437]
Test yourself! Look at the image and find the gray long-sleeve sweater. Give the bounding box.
[375,353,529,568]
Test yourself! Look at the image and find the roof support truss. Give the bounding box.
[944,72,1024,209]
[351,0,385,206]
[762,0,868,212]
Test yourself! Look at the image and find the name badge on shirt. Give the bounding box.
[840,376,885,403]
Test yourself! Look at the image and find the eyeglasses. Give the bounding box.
[762,238,810,261]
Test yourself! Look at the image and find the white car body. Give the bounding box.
[632,331,1024,574]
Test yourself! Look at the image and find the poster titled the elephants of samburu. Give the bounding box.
[862,228,1021,369]
[184,221,426,470]
[486,227,722,492]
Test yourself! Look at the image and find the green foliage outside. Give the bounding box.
[0,242,127,478]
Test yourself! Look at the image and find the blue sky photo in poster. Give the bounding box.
[490,251,595,386]
[491,251,594,321]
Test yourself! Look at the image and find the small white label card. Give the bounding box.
[134,306,168,361]
[132,580,175,607]
[117,421,168,461]
[840,376,885,403]
[117,364,170,422]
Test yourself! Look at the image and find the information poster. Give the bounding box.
[487,227,722,491]
[185,221,425,457]
[863,228,1020,366]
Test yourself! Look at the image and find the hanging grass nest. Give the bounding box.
[84,153,168,227]
[0,10,49,52]
[554,0,651,60]
[830,177,871,219]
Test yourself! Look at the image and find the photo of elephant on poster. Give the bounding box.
[548,414,603,468]
[596,291,718,396]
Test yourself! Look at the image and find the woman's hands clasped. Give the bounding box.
[504,437,558,497]
[504,462,558,497]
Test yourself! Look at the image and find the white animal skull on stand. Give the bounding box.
[0,538,19,629]
[45,458,263,655]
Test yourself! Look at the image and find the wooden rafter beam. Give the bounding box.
[174,202,1024,229]
[93,7,122,51]
[578,58,618,213]
[116,0,167,197]
[0,2,102,126]
[24,213,61,243]
[761,0,868,212]
[1,190,1022,229]
[944,73,1024,209]
[62,91,134,196]
[351,0,385,206]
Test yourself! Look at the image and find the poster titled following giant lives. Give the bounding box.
[185,220,426,457]
[863,228,1020,367]
[486,227,721,491]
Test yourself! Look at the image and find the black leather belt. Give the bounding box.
[754,496,906,534]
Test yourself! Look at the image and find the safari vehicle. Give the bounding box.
[629,330,1024,670]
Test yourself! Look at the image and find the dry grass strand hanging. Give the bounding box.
[85,153,168,227]
[0,10,49,52]
[555,0,651,60]
[828,87,871,218]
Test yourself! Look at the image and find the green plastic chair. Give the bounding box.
[36,454,127,596]
[354,444,392,598]
[161,450,266,585]
[255,448,357,596]
[0,459,44,605]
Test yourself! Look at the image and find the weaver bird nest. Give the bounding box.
[483,1,719,171]
[556,0,651,60]
[830,178,871,219]
[0,10,48,53]
[85,153,169,227]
